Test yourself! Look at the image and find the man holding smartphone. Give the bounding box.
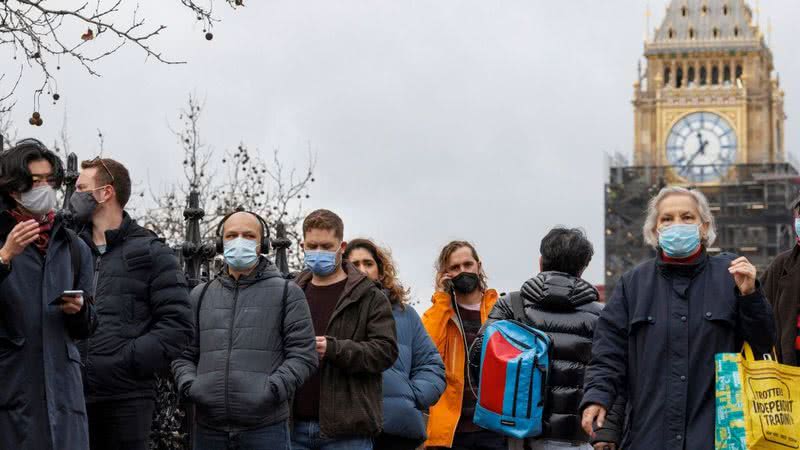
[69,157,192,450]
[422,240,504,450]
[0,139,97,450]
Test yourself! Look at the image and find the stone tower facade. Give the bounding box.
[633,0,785,177]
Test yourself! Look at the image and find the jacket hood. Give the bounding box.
[519,271,598,311]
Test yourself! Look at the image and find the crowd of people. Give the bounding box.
[0,137,795,450]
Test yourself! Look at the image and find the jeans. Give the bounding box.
[373,433,423,450]
[194,421,291,450]
[292,420,373,450]
[87,398,156,450]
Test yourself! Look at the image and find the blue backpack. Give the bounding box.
[473,291,551,439]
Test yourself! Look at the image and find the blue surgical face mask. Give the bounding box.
[795,218,800,239]
[659,224,702,258]
[304,250,339,276]
[224,237,259,271]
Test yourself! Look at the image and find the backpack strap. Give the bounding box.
[509,291,526,323]
[194,279,218,329]
[65,228,82,289]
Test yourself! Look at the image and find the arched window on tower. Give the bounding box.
[682,6,688,17]
[664,67,672,86]
[723,65,732,85]
[736,64,743,80]
[734,27,740,37]
[702,5,708,16]
[688,66,696,87]
[699,66,707,86]
[668,28,675,39]
[713,28,720,38]
[712,66,720,85]
[676,67,684,88]
[723,4,729,15]
[689,28,696,39]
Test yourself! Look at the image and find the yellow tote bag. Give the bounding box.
[716,343,800,449]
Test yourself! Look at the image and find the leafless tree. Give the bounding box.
[144,94,316,270]
[1,0,244,119]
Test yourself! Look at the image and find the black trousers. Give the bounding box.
[373,433,423,450]
[430,430,506,450]
[87,397,156,450]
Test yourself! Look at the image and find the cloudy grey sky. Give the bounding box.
[3,0,799,308]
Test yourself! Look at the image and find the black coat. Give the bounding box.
[78,213,192,402]
[294,262,399,437]
[581,251,776,450]
[761,244,800,366]
[172,258,318,431]
[0,204,97,450]
[471,272,624,444]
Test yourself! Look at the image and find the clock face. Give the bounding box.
[665,112,738,183]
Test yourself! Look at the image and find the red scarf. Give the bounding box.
[9,209,56,255]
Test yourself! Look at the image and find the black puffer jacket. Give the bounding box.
[78,213,192,402]
[172,258,318,431]
[471,272,624,444]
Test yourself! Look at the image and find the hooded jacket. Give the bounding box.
[470,272,625,444]
[293,262,398,437]
[421,289,498,447]
[172,257,318,431]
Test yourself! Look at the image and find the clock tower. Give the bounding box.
[604,0,798,293]
[634,0,785,182]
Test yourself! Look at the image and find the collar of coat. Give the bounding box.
[295,261,378,311]
[218,257,284,287]
[77,211,155,253]
[656,246,709,279]
[519,271,598,311]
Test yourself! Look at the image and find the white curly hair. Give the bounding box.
[642,186,717,248]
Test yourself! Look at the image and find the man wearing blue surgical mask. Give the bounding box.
[291,209,398,450]
[173,211,318,450]
[761,199,800,367]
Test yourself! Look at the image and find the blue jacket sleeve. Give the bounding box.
[407,307,446,410]
[581,280,630,412]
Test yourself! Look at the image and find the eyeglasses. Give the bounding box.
[90,157,115,184]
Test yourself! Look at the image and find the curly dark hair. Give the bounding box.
[344,238,409,308]
[0,138,64,204]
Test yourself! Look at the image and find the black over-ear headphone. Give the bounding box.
[215,209,271,255]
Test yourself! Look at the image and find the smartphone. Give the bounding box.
[50,290,84,305]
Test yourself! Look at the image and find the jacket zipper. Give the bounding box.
[224,281,240,428]
[86,254,102,388]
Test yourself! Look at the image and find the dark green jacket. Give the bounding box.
[294,262,398,437]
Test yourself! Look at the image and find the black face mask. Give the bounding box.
[68,191,99,223]
[452,272,480,294]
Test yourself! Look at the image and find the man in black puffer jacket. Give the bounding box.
[70,158,193,450]
[471,227,624,450]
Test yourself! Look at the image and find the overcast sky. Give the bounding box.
[3,0,798,308]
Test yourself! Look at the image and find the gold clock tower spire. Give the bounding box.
[633,0,785,183]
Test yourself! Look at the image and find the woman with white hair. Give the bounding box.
[579,186,776,450]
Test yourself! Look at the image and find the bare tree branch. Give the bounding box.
[143,94,315,270]
[1,0,244,116]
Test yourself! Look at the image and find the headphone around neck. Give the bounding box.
[215,209,271,255]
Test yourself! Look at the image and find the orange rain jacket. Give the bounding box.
[421,289,498,448]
